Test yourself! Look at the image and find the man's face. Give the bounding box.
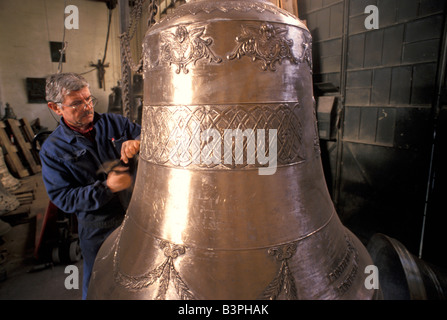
[48,86,95,130]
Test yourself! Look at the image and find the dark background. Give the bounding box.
[298,0,447,269]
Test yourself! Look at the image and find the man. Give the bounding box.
[40,73,141,299]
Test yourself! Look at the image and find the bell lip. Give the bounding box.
[89,217,378,300]
[147,0,310,36]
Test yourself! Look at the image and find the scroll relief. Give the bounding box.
[160,25,222,74]
[114,236,195,300]
[227,23,299,71]
[261,243,298,300]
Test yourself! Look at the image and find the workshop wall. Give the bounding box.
[298,0,446,267]
[0,0,122,131]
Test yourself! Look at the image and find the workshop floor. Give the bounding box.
[0,173,83,300]
[0,259,83,300]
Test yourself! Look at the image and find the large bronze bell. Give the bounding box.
[88,0,379,300]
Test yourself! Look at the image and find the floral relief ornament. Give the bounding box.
[160,25,222,74]
[114,236,195,300]
[227,23,300,71]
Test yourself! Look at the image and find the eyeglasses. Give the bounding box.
[58,96,98,110]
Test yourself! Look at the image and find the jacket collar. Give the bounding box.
[57,112,102,144]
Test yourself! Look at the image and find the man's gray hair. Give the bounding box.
[46,73,89,104]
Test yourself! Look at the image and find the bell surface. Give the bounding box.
[88,0,378,300]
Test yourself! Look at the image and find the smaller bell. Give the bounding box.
[107,83,123,114]
[1,103,17,120]
[368,233,447,300]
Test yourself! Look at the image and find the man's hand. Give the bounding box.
[106,166,132,193]
[121,140,140,164]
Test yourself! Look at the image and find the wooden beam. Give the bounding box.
[5,119,41,174]
[19,118,40,165]
[279,0,299,17]
[0,121,29,178]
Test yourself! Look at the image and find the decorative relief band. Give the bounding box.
[111,214,348,299]
[227,23,299,71]
[146,21,312,74]
[160,25,222,73]
[140,103,305,169]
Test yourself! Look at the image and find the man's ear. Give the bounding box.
[48,102,63,116]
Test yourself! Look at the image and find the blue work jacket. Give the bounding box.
[39,112,141,238]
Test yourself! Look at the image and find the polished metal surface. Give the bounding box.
[88,0,378,300]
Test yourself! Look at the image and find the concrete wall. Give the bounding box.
[0,0,122,131]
